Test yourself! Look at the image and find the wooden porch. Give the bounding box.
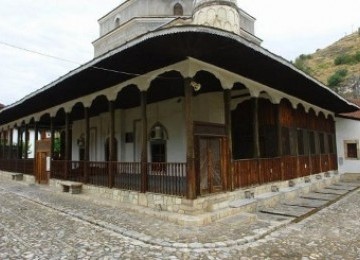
[0,154,337,197]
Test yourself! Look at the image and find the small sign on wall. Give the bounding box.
[46,156,51,172]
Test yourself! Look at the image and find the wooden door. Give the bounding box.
[35,139,51,184]
[36,152,48,184]
[198,137,223,195]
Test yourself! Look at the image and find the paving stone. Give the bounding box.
[0,177,359,259]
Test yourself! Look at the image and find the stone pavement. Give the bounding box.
[0,178,360,259]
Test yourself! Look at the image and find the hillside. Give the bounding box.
[293,31,360,98]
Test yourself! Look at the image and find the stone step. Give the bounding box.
[301,192,340,201]
[256,212,294,223]
[317,188,348,195]
[260,205,314,218]
[282,198,327,208]
[324,185,354,191]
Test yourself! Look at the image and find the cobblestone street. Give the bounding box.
[0,179,359,259]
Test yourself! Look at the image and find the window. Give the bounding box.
[344,140,359,159]
[319,133,325,154]
[328,134,334,154]
[149,123,168,163]
[297,129,304,155]
[173,3,183,16]
[309,131,316,155]
[114,16,121,28]
[281,127,290,155]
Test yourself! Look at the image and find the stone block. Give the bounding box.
[271,185,279,192]
[245,190,255,199]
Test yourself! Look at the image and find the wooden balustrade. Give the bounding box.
[0,154,338,197]
[233,154,335,189]
[0,159,34,175]
[50,160,186,196]
[147,162,186,196]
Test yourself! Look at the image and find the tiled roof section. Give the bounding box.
[0,103,4,110]
[339,99,360,119]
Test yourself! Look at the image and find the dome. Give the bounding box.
[194,0,237,9]
[192,0,240,34]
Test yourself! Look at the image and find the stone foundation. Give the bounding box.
[0,170,342,226]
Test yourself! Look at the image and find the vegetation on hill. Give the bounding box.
[293,30,360,98]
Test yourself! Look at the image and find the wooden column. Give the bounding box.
[50,118,54,159]
[9,128,13,159]
[140,91,148,193]
[223,89,233,191]
[252,98,261,184]
[252,98,260,158]
[277,104,285,180]
[24,124,29,159]
[108,101,115,188]
[64,113,70,178]
[185,78,196,199]
[0,130,3,159]
[17,126,22,159]
[0,130,2,159]
[84,107,90,183]
[33,122,38,177]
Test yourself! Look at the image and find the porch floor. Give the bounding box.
[0,174,359,248]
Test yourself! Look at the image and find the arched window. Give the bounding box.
[173,3,183,16]
[149,123,168,163]
[114,16,121,28]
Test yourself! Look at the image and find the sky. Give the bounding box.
[0,0,359,106]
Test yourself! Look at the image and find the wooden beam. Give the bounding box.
[184,78,196,200]
[223,89,233,191]
[140,91,148,193]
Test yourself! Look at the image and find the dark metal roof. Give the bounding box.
[0,26,358,125]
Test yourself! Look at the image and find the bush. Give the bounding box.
[327,69,348,87]
[294,54,312,74]
[334,52,360,65]
[354,51,360,62]
[334,54,353,65]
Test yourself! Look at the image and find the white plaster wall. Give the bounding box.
[335,117,360,174]
[193,92,225,124]
[99,0,194,36]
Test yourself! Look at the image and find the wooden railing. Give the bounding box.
[233,154,337,189]
[0,159,34,175]
[50,160,186,196]
[147,162,186,196]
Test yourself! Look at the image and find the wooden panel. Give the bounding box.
[194,122,226,137]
